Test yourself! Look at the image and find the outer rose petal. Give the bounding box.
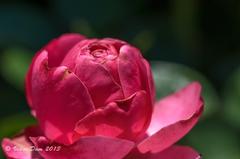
[2,137,34,159]
[125,145,201,159]
[118,46,154,131]
[137,113,202,154]
[150,145,201,159]
[118,46,154,124]
[31,51,94,145]
[47,33,85,67]
[25,33,85,108]
[74,56,123,108]
[30,136,135,159]
[75,91,150,141]
[118,45,144,97]
[1,126,43,159]
[142,59,155,105]
[138,82,203,153]
[147,82,202,135]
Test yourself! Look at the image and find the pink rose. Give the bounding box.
[1,34,203,159]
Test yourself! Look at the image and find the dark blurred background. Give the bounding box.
[0,0,240,158]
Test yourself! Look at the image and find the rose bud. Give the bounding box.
[2,34,203,159]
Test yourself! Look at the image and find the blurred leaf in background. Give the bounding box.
[0,47,32,91]
[0,112,36,139]
[223,67,240,128]
[151,61,220,119]
[185,119,240,159]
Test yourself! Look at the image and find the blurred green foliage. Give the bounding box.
[0,0,240,159]
[151,61,219,118]
[0,112,36,140]
[185,119,240,159]
[0,48,32,90]
[223,67,240,128]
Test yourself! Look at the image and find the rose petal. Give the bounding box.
[142,59,155,105]
[118,45,144,97]
[125,145,201,159]
[31,51,94,145]
[137,82,203,153]
[118,45,154,112]
[62,38,126,85]
[25,34,85,108]
[103,59,121,84]
[137,112,202,153]
[60,39,98,70]
[150,145,202,159]
[24,125,44,137]
[75,91,151,141]
[100,38,126,52]
[1,126,43,159]
[96,38,125,84]
[30,136,135,159]
[74,56,123,108]
[2,137,33,159]
[147,82,203,135]
[47,33,85,67]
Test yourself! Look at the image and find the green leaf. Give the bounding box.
[0,48,32,91]
[0,112,36,139]
[151,61,220,118]
[222,67,240,128]
[185,120,240,159]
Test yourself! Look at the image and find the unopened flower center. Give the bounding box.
[89,44,108,58]
[88,43,118,60]
[91,50,108,58]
